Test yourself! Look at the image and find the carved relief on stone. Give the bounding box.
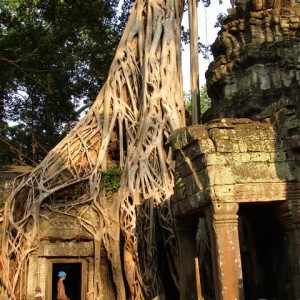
[39,208,93,240]
[38,240,94,257]
[205,0,300,121]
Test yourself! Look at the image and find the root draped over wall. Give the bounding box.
[0,0,185,298]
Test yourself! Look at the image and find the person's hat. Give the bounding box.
[58,271,66,278]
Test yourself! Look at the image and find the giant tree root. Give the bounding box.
[0,0,185,298]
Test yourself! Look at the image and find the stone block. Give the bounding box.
[175,149,188,168]
[190,155,207,172]
[172,189,209,217]
[196,169,210,186]
[184,172,204,197]
[198,139,216,153]
[206,118,235,129]
[206,165,236,185]
[276,161,297,181]
[39,210,93,240]
[186,125,209,141]
[174,173,187,200]
[249,152,271,162]
[172,197,192,216]
[205,153,228,166]
[176,158,194,177]
[214,139,241,153]
[284,118,300,131]
[188,190,209,210]
[286,135,300,150]
[246,139,276,152]
[183,141,202,160]
[209,128,231,140]
[230,153,251,163]
[170,128,189,149]
[232,161,295,183]
[183,139,215,160]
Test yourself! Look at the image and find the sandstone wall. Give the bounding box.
[169,118,294,216]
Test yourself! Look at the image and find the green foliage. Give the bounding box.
[184,84,211,116]
[0,0,120,165]
[0,120,15,165]
[99,168,121,197]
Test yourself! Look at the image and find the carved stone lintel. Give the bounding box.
[38,240,94,257]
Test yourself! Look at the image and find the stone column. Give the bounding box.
[174,217,198,300]
[206,202,244,300]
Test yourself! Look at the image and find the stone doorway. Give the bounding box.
[238,203,289,300]
[47,258,87,300]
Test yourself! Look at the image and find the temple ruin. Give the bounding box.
[170,0,300,298]
[1,0,300,299]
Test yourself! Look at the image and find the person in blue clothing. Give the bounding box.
[57,271,68,300]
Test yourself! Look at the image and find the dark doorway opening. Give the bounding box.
[52,262,81,300]
[238,203,289,300]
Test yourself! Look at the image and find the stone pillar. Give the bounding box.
[206,202,244,300]
[174,217,198,300]
[276,199,300,300]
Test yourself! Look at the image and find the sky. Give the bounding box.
[181,0,231,91]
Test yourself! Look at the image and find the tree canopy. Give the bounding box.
[0,0,225,166]
[0,0,120,165]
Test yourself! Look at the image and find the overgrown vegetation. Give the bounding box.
[100,168,121,197]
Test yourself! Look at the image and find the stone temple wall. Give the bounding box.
[169,118,300,300]
[0,166,116,300]
[170,119,292,216]
[169,0,300,299]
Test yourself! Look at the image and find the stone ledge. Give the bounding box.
[172,182,299,217]
[211,182,300,202]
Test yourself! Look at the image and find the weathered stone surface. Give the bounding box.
[204,2,300,122]
[171,119,294,214]
[39,209,93,240]
[172,1,300,300]
[38,240,94,256]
